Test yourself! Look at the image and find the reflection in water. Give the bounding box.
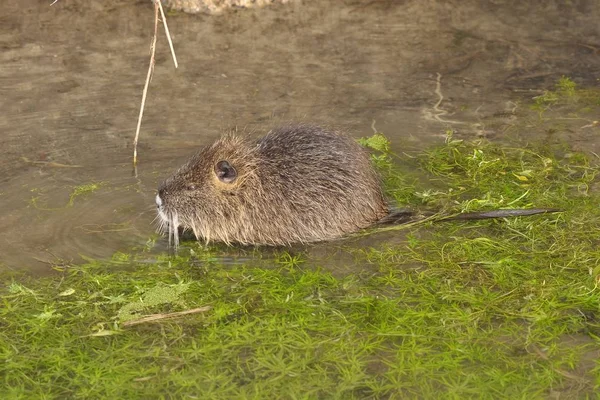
[0,0,599,271]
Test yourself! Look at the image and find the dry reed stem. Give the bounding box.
[133,2,159,166]
[121,306,213,326]
[158,0,178,68]
[133,1,178,166]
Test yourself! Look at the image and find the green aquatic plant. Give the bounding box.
[532,76,576,111]
[358,132,420,206]
[556,76,577,97]
[117,281,191,322]
[531,75,600,120]
[68,182,105,206]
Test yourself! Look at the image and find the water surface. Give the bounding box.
[1,0,599,271]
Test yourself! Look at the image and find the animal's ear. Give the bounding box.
[214,160,237,183]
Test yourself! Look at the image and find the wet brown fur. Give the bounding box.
[157,124,389,246]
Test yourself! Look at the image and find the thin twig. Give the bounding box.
[157,0,178,68]
[122,306,212,327]
[133,2,159,166]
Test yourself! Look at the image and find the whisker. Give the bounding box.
[172,212,180,248]
[156,220,165,235]
[168,213,173,247]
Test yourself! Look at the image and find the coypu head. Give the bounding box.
[156,135,260,246]
[156,124,389,247]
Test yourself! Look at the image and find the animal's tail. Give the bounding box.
[440,208,562,221]
[377,209,421,225]
[378,208,562,225]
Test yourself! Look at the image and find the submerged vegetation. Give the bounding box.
[68,182,105,207]
[2,81,600,398]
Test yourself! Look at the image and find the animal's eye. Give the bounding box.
[215,160,237,183]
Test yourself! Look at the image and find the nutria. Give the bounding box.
[156,124,389,246]
[156,124,558,246]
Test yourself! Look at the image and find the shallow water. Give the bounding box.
[1,0,599,272]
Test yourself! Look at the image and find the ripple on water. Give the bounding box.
[0,161,162,273]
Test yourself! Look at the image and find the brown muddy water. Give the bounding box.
[1,0,599,272]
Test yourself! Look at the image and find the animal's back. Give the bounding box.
[248,124,389,244]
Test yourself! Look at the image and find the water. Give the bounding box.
[1,0,599,271]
